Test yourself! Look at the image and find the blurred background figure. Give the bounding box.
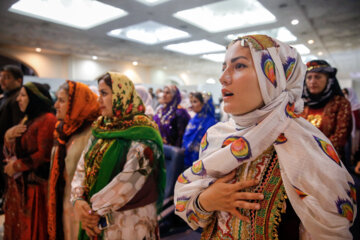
[154,85,190,147]
[343,88,360,164]
[0,65,24,214]
[4,82,56,240]
[301,60,352,162]
[182,92,217,168]
[48,81,100,240]
[180,90,194,118]
[135,85,155,118]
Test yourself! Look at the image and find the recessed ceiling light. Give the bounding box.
[35,48,42,52]
[291,19,299,25]
[301,54,317,63]
[318,51,323,56]
[206,78,217,84]
[9,0,127,30]
[134,0,172,6]
[226,27,297,43]
[164,39,225,55]
[92,56,98,60]
[173,0,276,33]
[108,20,190,45]
[132,61,138,66]
[291,44,310,55]
[307,39,314,44]
[201,53,226,62]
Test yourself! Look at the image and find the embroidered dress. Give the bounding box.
[48,81,100,240]
[301,95,352,160]
[4,82,56,240]
[174,35,356,239]
[70,73,166,240]
[182,96,217,167]
[154,85,190,147]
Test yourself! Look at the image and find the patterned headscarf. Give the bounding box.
[48,81,100,240]
[174,35,356,239]
[83,72,165,213]
[303,59,344,109]
[154,85,182,139]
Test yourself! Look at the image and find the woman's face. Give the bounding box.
[190,95,204,113]
[98,79,113,117]
[220,41,263,115]
[305,72,328,95]
[54,89,69,120]
[16,87,29,112]
[162,87,174,105]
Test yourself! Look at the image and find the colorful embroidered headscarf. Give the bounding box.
[182,93,217,167]
[174,35,356,239]
[48,81,100,240]
[154,85,182,140]
[303,59,344,109]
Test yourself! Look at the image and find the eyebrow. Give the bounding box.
[222,55,248,66]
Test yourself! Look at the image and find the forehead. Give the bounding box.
[306,72,327,77]
[225,41,252,61]
[0,71,14,78]
[98,79,111,89]
[57,88,68,97]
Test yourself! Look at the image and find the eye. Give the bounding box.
[235,63,246,69]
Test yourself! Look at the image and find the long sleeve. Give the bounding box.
[329,97,352,151]
[70,137,93,203]
[90,141,157,215]
[12,113,57,172]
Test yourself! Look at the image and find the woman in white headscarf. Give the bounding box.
[174,35,356,239]
[135,85,155,118]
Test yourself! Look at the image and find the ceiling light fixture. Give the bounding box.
[9,0,128,30]
[134,0,172,6]
[226,27,297,43]
[201,53,225,62]
[108,21,190,45]
[164,39,225,55]
[92,56,98,60]
[291,44,310,55]
[318,51,323,56]
[173,0,276,33]
[35,48,42,52]
[206,78,216,84]
[291,19,299,25]
[132,61,138,66]
[307,39,314,44]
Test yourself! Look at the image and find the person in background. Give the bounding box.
[301,60,352,162]
[71,73,166,240]
[0,65,24,211]
[48,81,100,240]
[174,35,356,239]
[182,92,217,167]
[4,82,57,240]
[135,85,155,118]
[154,88,163,110]
[343,88,360,163]
[154,85,190,147]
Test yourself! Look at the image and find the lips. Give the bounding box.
[222,88,234,98]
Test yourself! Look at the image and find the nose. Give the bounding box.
[219,69,231,86]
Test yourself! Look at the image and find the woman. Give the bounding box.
[135,85,155,118]
[174,35,356,239]
[71,73,166,240]
[301,60,352,161]
[182,92,217,167]
[48,81,100,240]
[3,82,57,240]
[154,85,190,147]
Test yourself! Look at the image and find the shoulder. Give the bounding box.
[35,113,57,126]
[175,107,190,118]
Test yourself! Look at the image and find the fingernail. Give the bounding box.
[260,194,264,199]
[256,204,260,210]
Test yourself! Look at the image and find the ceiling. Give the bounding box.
[0,0,359,82]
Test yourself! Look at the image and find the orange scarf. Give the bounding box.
[48,81,100,240]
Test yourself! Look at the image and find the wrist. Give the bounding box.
[73,197,86,207]
[198,191,213,212]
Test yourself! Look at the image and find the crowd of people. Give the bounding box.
[0,33,359,240]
